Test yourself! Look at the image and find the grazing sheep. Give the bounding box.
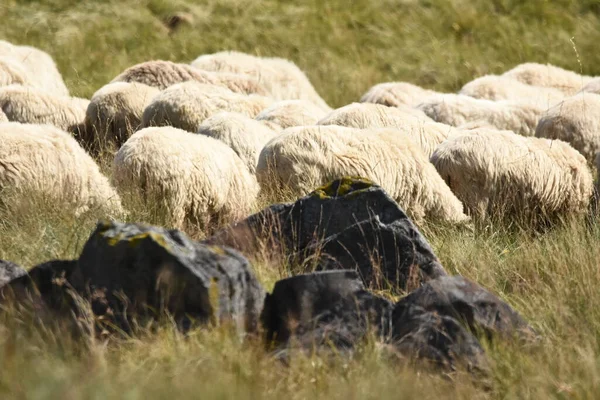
[256,125,469,224]
[191,51,331,111]
[0,85,88,134]
[113,126,259,230]
[0,109,7,123]
[317,102,457,157]
[0,57,29,87]
[83,81,160,151]
[255,100,326,129]
[431,128,593,224]
[580,78,600,95]
[110,60,268,96]
[459,74,564,106]
[0,122,122,215]
[197,112,276,174]
[359,82,440,108]
[417,94,545,137]
[535,93,600,163]
[0,40,69,96]
[502,62,592,96]
[142,82,272,133]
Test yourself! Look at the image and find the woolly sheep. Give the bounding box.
[417,94,545,137]
[142,82,272,133]
[0,109,7,123]
[317,102,457,157]
[0,40,69,96]
[359,82,440,108]
[197,112,276,174]
[0,122,123,215]
[431,128,593,223]
[502,62,592,96]
[0,85,88,134]
[535,93,600,163]
[112,126,259,230]
[191,51,331,111]
[111,60,268,95]
[83,81,160,151]
[255,100,326,129]
[459,74,564,106]
[580,78,600,95]
[0,57,29,87]
[256,125,469,224]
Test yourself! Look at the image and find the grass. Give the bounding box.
[2,0,600,398]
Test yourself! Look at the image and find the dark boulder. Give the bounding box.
[206,177,445,291]
[0,260,27,287]
[77,221,265,333]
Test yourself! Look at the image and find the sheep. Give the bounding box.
[0,85,88,134]
[580,78,600,95]
[417,94,545,137]
[359,82,440,108]
[197,112,277,174]
[0,40,69,96]
[110,60,268,95]
[317,102,457,157]
[0,57,29,87]
[112,126,259,230]
[502,62,592,96]
[142,82,272,133]
[0,122,123,216]
[255,100,327,129]
[83,81,160,151]
[256,125,469,225]
[431,128,593,224]
[0,109,7,123]
[191,51,331,111]
[459,74,565,107]
[535,93,600,163]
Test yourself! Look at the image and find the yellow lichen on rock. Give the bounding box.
[312,176,374,199]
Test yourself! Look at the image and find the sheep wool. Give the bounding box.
[502,62,592,96]
[317,102,457,157]
[535,93,600,163]
[0,108,7,123]
[0,122,123,216]
[111,60,268,95]
[191,51,331,111]
[459,74,564,107]
[0,85,89,134]
[580,78,600,95]
[256,125,469,224]
[255,100,327,129]
[0,56,29,87]
[142,82,272,133]
[197,112,276,174]
[0,40,69,96]
[417,94,545,137]
[112,126,259,230]
[84,81,160,150]
[431,128,593,223]
[359,82,440,108]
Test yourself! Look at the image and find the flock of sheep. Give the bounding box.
[1,38,599,231]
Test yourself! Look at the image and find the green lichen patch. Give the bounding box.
[311,176,374,199]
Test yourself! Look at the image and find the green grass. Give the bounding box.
[2,0,600,398]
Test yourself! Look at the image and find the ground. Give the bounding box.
[1,0,600,398]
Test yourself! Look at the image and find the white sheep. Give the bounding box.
[0,85,88,134]
[142,82,272,133]
[502,62,592,96]
[197,112,276,174]
[580,78,600,95]
[0,109,7,123]
[110,60,268,95]
[417,94,545,137]
[459,74,565,107]
[255,100,327,129]
[83,81,160,151]
[0,122,123,216]
[359,82,440,108]
[191,51,331,111]
[535,93,600,163]
[317,102,457,157]
[0,56,29,87]
[256,125,469,224]
[0,40,69,96]
[112,126,259,230]
[431,128,593,223]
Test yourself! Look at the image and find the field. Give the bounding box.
[1,0,600,398]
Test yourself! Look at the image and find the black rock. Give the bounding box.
[0,260,27,287]
[77,221,266,333]
[206,177,445,291]
[261,270,393,353]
